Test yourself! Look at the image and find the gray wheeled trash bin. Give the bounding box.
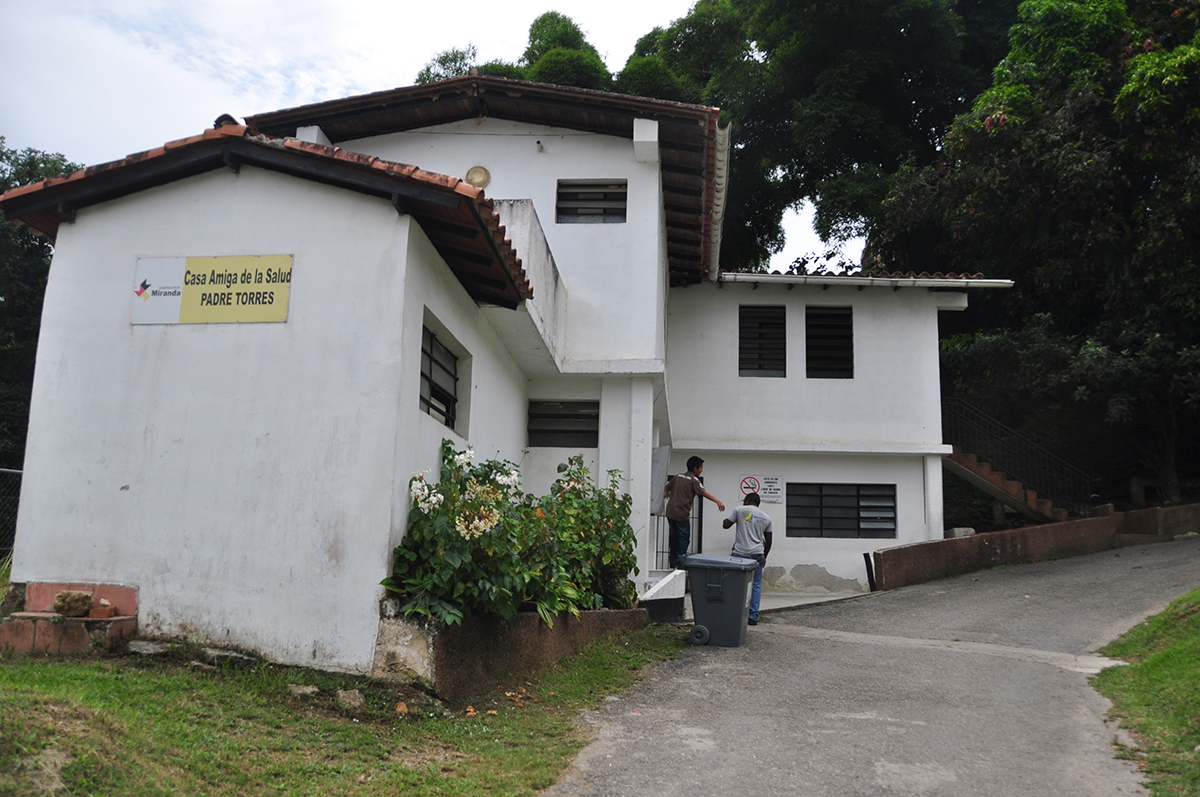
[680,553,758,647]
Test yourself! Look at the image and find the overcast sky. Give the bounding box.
[0,0,860,268]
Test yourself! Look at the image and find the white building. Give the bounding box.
[0,78,1007,672]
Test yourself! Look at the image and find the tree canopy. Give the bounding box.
[875,0,1200,500]
[415,12,612,90]
[0,138,80,469]
[615,0,1020,268]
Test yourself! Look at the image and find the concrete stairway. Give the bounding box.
[944,446,1071,524]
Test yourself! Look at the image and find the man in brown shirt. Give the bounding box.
[663,456,725,569]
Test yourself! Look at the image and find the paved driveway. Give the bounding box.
[545,537,1200,797]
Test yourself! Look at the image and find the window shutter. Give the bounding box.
[420,326,458,429]
[556,180,627,224]
[528,401,600,447]
[785,483,896,538]
[806,306,853,379]
[739,305,786,377]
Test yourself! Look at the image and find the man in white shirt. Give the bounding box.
[723,492,773,625]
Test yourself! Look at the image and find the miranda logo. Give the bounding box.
[135,279,151,302]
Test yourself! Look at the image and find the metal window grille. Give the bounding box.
[739,305,786,377]
[420,326,458,429]
[806,306,853,379]
[786,483,896,538]
[527,400,600,447]
[556,180,627,224]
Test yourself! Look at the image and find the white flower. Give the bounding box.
[495,469,521,489]
[453,447,475,466]
[409,472,444,513]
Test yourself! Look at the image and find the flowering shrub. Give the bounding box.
[382,440,638,626]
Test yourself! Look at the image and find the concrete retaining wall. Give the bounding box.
[1116,504,1200,540]
[373,603,648,704]
[872,503,1199,591]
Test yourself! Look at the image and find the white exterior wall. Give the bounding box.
[668,451,931,589]
[13,166,533,671]
[667,281,950,450]
[520,379,602,496]
[344,119,668,371]
[392,223,532,550]
[664,281,958,588]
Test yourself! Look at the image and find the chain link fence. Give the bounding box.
[0,469,20,559]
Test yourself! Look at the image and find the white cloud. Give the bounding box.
[0,0,854,263]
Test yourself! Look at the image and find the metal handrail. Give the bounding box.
[942,398,1091,512]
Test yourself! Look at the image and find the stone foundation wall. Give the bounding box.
[373,602,648,704]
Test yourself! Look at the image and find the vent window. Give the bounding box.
[420,326,458,429]
[556,180,627,224]
[739,305,786,377]
[528,401,600,447]
[806,306,853,379]
[786,483,896,538]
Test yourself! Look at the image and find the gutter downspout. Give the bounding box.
[707,122,732,282]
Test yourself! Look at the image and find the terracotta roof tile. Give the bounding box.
[245,76,724,286]
[0,124,532,308]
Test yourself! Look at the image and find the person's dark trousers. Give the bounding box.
[668,518,691,569]
[733,551,766,622]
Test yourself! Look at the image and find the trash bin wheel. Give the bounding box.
[689,625,710,645]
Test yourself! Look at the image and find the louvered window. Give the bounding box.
[739,305,786,377]
[420,326,458,429]
[528,401,600,447]
[786,483,897,538]
[556,180,627,223]
[806,306,853,379]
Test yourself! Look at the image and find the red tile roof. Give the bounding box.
[0,123,533,309]
[246,76,725,286]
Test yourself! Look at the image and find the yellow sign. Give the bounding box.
[133,255,293,325]
[179,255,292,323]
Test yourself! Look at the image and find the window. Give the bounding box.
[420,326,458,429]
[786,483,896,538]
[556,180,627,224]
[806,306,853,379]
[527,401,600,447]
[739,305,786,377]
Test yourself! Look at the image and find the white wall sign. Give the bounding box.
[740,474,782,503]
[132,255,292,324]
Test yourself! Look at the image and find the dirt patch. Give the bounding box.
[388,743,470,770]
[22,747,75,794]
[0,698,96,795]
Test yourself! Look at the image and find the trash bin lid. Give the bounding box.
[679,553,758,571]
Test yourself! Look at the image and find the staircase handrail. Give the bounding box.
[942,398,1091,511]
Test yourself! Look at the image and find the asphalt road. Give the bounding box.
[544,537,1200,797]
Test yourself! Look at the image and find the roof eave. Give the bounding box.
[718,272,1014,289]
[0,129,533,309]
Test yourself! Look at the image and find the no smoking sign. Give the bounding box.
[739,474,782,503]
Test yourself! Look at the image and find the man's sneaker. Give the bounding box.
[748,619,758,626]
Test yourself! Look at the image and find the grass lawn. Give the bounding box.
[1092,586,1200,796]
[0,618,686,796]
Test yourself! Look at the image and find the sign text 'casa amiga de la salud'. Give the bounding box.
[131,255,293,324]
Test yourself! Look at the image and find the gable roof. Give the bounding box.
[245,76,727,285]
[0,124,532,309]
